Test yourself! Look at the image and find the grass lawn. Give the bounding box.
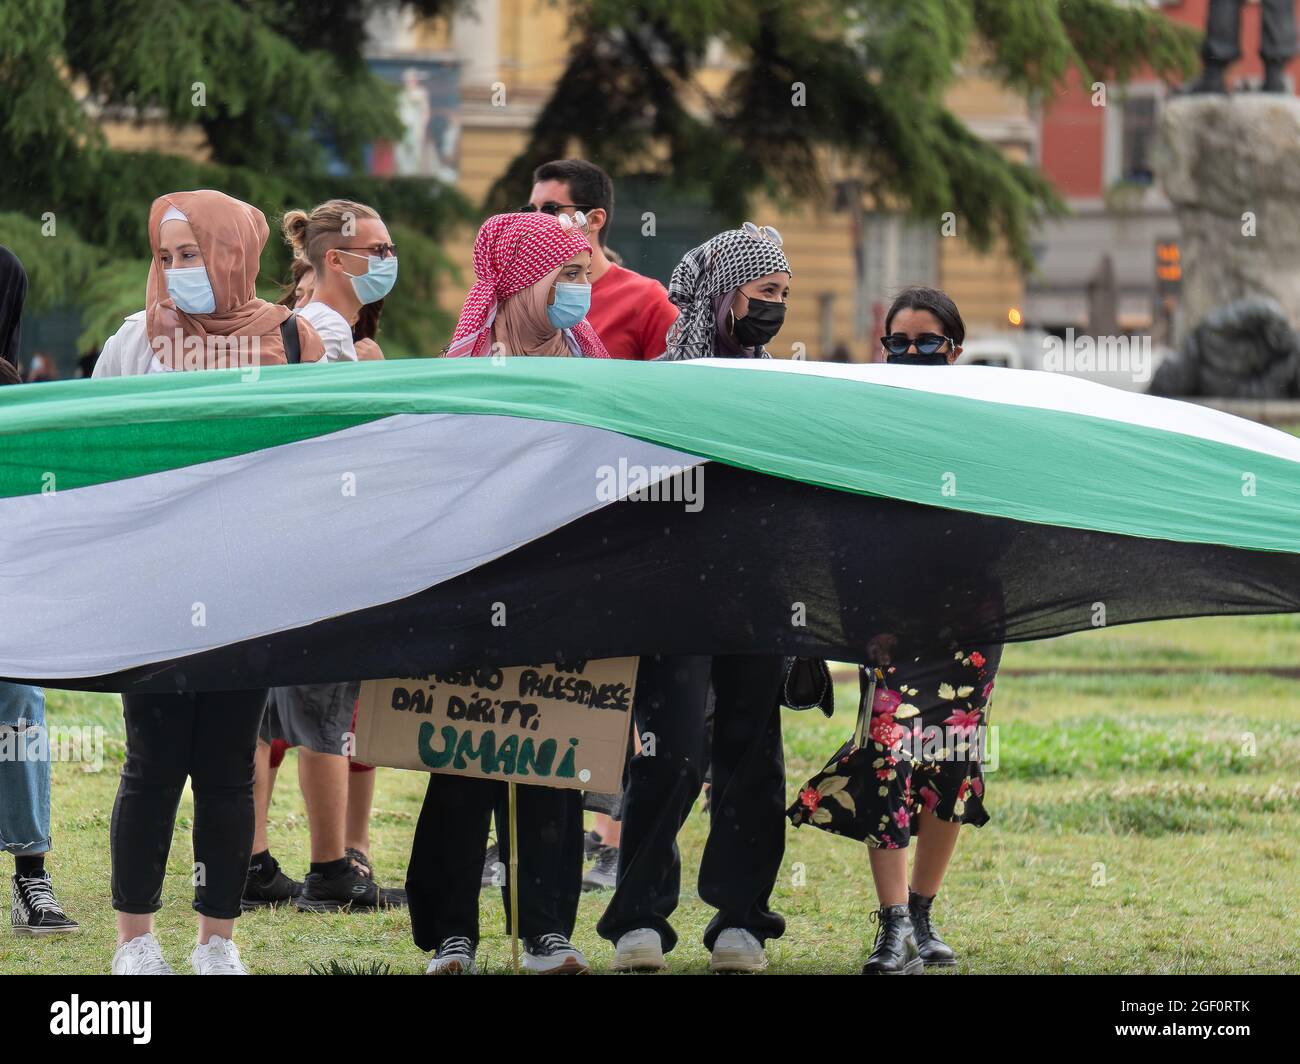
[4,613,1299,975]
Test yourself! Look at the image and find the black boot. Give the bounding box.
[1262,62,1289,93]
[909,889,957,968]
[1188,60,1228,94]
[861,904,923,975]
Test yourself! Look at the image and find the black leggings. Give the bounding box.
[110,689,267,920]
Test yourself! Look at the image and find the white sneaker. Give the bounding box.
[111,933,175,975]
[190,934,248,975]
[425,936,477,974]
[612,928,666,972]
[522,932,589,974]
[710,927,768,973]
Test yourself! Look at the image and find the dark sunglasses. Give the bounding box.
[338,243,398,260]
[881,332,953,356]
[520,202,593,216]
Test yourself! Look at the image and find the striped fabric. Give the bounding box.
[2,358,1297,690]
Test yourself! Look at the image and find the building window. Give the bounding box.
[1120,95,1158,186]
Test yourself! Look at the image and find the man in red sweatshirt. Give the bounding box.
[528,159,679,360]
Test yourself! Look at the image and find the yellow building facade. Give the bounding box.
[98,2,1030,359]
[405,3,1031,359]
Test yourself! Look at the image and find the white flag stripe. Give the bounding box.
[680,359,1300,464]
[0,412,703,679]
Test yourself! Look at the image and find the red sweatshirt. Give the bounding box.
[587,263,680,360]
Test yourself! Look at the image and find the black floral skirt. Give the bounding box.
[788,645,1001,848]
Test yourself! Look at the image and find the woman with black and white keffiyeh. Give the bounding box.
[660,224,792,360]
[596,224,794,975]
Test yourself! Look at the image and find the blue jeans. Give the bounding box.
[0,683,51,855]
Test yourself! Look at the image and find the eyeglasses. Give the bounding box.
[880,333,953,356]
[521,202,594,217]
[338,244,398,260]
[742,221,783,247]
[555,211,588,231]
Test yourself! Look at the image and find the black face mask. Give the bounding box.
[886,352,949,366]
[732,298,786,347]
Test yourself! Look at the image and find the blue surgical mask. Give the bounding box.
[165,267,216,315]
[341,252,398,304]
[546,282,591,330]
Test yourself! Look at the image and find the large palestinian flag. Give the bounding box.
[2,357,1298,693]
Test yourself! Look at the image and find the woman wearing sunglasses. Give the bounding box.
[789,286,1001,975]
[879,285,964,366]
[282,199,397,362]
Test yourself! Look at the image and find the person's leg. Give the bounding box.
[2,683,78,935]
[0,683,52,859]
[495,785,584,938]
[698,654,788,952]
[910,811,961,896]
[591,812,618,846]
[244,730,302,909]
[345,763,376,859]
[251,739,274,855]
[112,691,195,945]
[1262,0,1298,60]
[1262,0,1297,88]
[299,749,349,863]
[597,815,621,847]
[189,688,268,941]
[862,843,922,975]
[1204,0,1245,64]
[405,773,495,952]
[596,654,711,954]
[868,848,909,907]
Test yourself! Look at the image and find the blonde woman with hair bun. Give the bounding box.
[279,199,396,362]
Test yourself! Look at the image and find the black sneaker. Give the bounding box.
[425,935,476,975]
[581,844,619,892]
[241,856,303,911]
[378,886,408,909]
[294,864,382,912]
[522,932,589,974]
[583,829,603,860]
[481,843,503,889]
[11,872,80,936]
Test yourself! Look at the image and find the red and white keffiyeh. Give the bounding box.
[446,212,609,358]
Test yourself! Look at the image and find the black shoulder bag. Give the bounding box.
[780,656,834,717]
[280,311,302,364]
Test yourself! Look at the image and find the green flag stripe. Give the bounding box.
[1,358,1297,553]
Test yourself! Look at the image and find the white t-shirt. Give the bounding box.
[298,301,357,362]
[92,312,154,378]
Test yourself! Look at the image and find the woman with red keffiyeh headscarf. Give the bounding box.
[443,211,609,359]
[407,212,604,978]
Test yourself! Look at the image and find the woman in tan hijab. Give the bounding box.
[94,189,324,377]
[100,190,322,977]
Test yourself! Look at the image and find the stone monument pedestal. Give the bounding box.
[1157,94,1300,347]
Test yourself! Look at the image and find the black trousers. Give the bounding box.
[597,654,787,953]
[110,688,267,920]
[1205,0,1298,63]
[406,773,583,950]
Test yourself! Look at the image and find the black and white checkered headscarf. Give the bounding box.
[663,229,792,360]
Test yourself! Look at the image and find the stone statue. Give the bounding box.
[1190,0,1297,93]
[1150,297,1300,398]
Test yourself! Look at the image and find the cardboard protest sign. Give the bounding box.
[354,658,637,794]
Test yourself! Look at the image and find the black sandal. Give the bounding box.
[345,847,374,878]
